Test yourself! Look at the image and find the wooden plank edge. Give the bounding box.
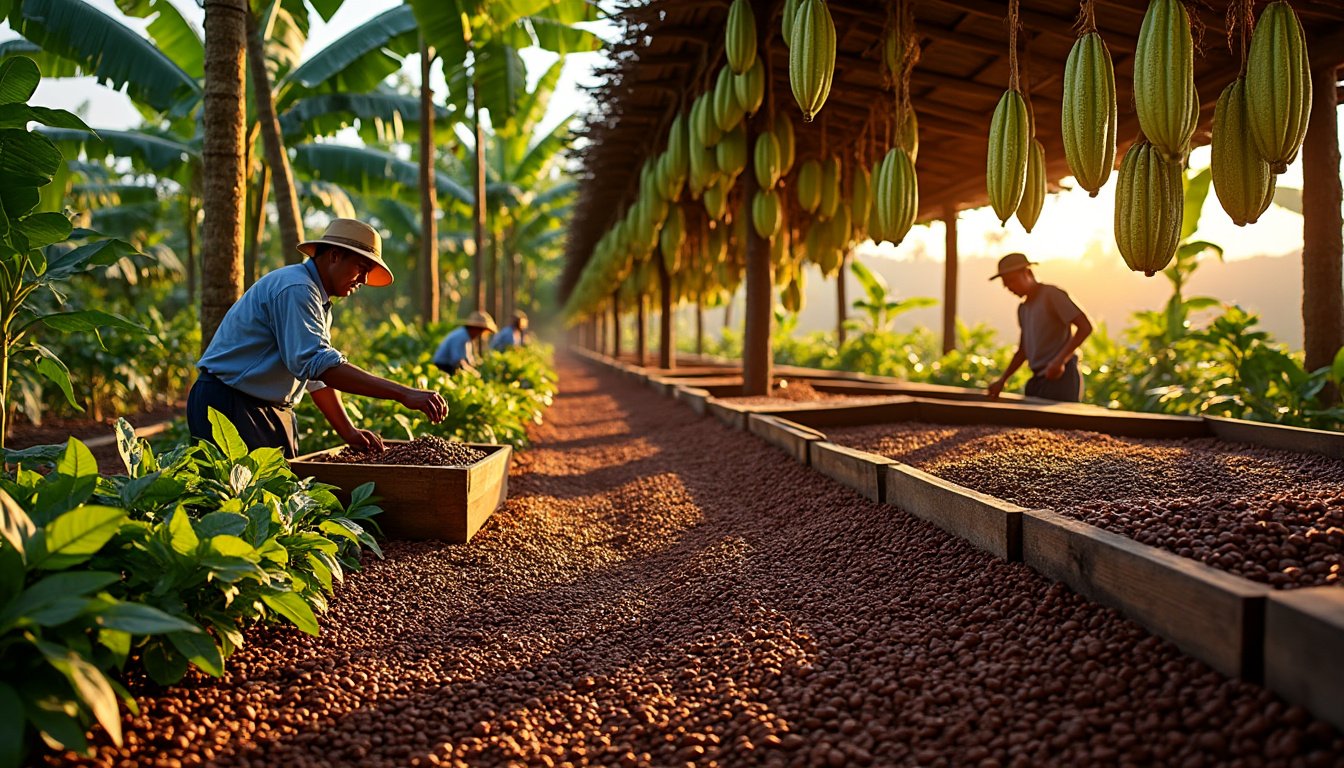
[747,414,825,465]
[1265,587,1344,732]
[1205,415,1344,460]
[884,463,1026,561]
[807,441,894,502]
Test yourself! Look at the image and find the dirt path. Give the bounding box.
[47,356,1343,767]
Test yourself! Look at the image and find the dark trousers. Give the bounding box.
[1025,357,1083,402]
[187,371,299,458]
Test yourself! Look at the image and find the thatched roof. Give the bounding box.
[562,0,1344,299]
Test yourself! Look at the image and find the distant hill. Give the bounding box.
[783,249,1306,350]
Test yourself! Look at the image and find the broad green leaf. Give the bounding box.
[194,511,248,539]
[15,210,71,247]
[474,42,525,124]
[1180,167,1211,241]
[2,442,66,468]
[97,627,132,667]
[306,0,341,22]
[0,544,23,607]
[41,237,139,279]
[10,0,202,115]
[279,90,445,144]
[0,683,23,766]
[0,39,86,80]
[30,507,124,571]
[0,128,62,186]
[0,103,91,132]
[167,508,198,556]
[261,591,320,635]
[1,570,118,629]
[283,6,416,91]
[0,55,40,105]
[95,601,200,635]
[291,143,473,206]
[0,183,39,219]
[208,407,249,462]
[1332,346,1344,384]
[228,463,253,496]
[35,639,127,750]
[167,629,223,676]
[39,126,198,176]
[34,355,79,411]
[114,418,142,476]
[55,437,97,479]
[140,640,188,685]
[526,14,604,54]
[0,487,35,555]
[145,0,204,81]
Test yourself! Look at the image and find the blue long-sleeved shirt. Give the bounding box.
[432,326,473,373]
[488,327,523,351]
[197,259,346,405]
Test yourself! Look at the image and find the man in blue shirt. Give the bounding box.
[188,218,448,457]
[488,310,529,351]
[432,311,497,375]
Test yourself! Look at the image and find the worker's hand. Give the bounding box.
[342,428,384,453]
[1044,359,1066,380]
[401,388,448,424]
[987,378,1006,399]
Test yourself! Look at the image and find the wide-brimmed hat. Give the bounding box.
[989,252,1038,281]
[512,310,529,330]
[298,218,394,287]
[462,310,498,333]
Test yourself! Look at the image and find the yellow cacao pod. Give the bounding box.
[781,272,804,314]
[900,109,919,164]
[660,206,684,272]
[1061,31,1117,197]
[986,89,1029,225]
[848,163,870,239]
[883,24,903,78]
[1134,0,1197,163]
[725,0,757,75]
[788,0,835,123]
[714,66,744,133]
[754,132,782,190]
[771,225,791,284]
[667,111,690,183]
[876,147,917,246]
[688,136,720,198]
[1115,140,1183,276]
[773,112,796,174]
[703,176,731,220]
[818,156,841,220]
[753,189,782,240]
[1245,0,1312,174]
[782,0,802,47]
[639,157,661,203]
[867,161,886,243]
[716,123,749,179]
[706,221,727,263]
[796,158,822,213]
[1016,139,1046,233]
[1212,77,1275,227]
[692,92,721,148]
[734,58,765,116]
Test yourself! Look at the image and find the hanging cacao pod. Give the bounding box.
[818,155,842,220]
[754,131,782,190]
[1211,77,1275,226]
[796,158,822,213]
[1016,139,1046,233]
[753,189,782,240]
[986,89,1029,225]
[788,0,835,122]
[714,66,745,133]
[1061,30,1117,196]
[1114,140,1183,276]
[724,0,757,75]
[1134,0,1197,163]
[735,58,766,116]
[1245,0,1312,174]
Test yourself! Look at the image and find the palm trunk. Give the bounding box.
[184,192,198,304]
[418,40,440,323]
[472,83,487,313]
[487,231,499,319]
[245,163,270,287]
[201,0,248,351]
[836,251,848,346]
[245,8,302,263]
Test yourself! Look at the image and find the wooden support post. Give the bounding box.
[597,307,607,356]
[611,295,621,359]
[1303,64,1343,402]
[696,295,704,357]
[659,257,675,369]
[943,207,960,355]
[741,0,773,396]
[636,294,647,366]
[837,250,848,346]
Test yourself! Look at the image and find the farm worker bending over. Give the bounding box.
[188,218,448,458]
[433,311,497,375]
[986,252,1093,403]
[489,310,529,351]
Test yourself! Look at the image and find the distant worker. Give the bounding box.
[189,218,448,457]
[432,311,497,375]
[986,253,1093,402]
[489,310,530,351]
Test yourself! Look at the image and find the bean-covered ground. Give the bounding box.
[48,358,1344,767]
[829,423,1344,589]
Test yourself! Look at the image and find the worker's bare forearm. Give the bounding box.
[311,385,355,437]
[318,362,412,404]
[1052,316,1093,367]
[999,348,1028,381]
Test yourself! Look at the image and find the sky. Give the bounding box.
[3,0,1340,273]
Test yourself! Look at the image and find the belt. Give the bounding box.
[198,369,294,410]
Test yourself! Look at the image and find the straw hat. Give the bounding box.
[512,310,529,330]
[462,310,498,333]
[298,218,394,287]
[989,252,1038,281]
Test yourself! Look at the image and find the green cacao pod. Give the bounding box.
[725,0,757,75]
[754,132,782,190]
[667,111,690,183]
[867,160,886,243]
[849,163,870,240]
[1061,31,1117,197]
[753,189,782,240]
[782,0,803,47]
[660,206,685,272]
[692,92,722,148]
[900,109,919,163]
[734,58,765,116]
[788,0,835,123]
[688,136,720,198]
[703,176,730,220]
[1245,0,1312,174]
[1212,77,1275,227]
[876,147,917,246]
[1115,140,1183,276]
[1134,0,1197,163]
[818,156,841,220]
[1016,139,1046,233]
[773,112,796,174]
[706,221,727,263]
[796,158,822,213]
[714,66,745,133]
[781,272,804,314]
[716,123,749,180]
[986,89,1029,225]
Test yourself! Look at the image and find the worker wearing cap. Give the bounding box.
[189,218,449,457]
[489,310,529,351]
[433,311,497,375]
[986,252,1093,402]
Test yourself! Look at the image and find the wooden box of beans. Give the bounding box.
[290,436,511,543]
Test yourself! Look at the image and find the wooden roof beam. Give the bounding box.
[938,0,1136,53]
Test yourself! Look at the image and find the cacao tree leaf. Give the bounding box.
[94,601,200,635]
[14,210,71,247]
[28,506,125,571]
[55,437,96,479]
[261,591,320,636]
[1332,346,1344,385]
[0,682,22,767]
[207,408,249,462]
[0,128,61,186]
[167,630,223,676]
[0,56,40,105]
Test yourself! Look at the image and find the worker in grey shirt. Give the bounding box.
[432,311,497,375]
[986,253,1093,402]
[189,218,447,457]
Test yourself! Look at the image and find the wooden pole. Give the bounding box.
[696,294,704,356]
[1303,63,1343,402]
[611,294,622,358]
[743,157,772,395]
[837,250,848,346]
[659,257,675,369]
[636,294,647,366]
[942,206,960,355]
[418,40,441,323]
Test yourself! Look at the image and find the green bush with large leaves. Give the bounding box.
[0,413,383,765]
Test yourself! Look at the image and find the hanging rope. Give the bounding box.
[1076,0,1097,35]
[1226,0,1254,74]
[1007,0,1021,93]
